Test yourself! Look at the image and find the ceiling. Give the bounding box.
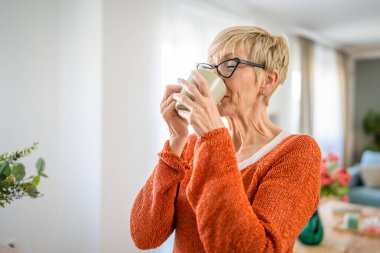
[205,0,380,54]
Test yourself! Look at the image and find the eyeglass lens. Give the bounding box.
[197,59,238,78]
[218,59,237,77]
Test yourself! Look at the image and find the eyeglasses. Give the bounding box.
[196,58,265,78]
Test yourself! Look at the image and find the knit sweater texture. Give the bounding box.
[130,127,321,253]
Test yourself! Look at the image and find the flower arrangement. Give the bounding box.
[320,153,351,201]
[0,143,47,208]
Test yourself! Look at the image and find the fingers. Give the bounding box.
[161,85,181,113]
[162,100,176,118]
[191,71,212,97]
[161,73,211,118]
[173,93,195,112]
[161,93,180,114]
[162,100,189,125]
[161,84,182,104]
[161,100,175,115]
[177,78,203,102]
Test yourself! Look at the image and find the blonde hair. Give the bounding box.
[208,26,290,104]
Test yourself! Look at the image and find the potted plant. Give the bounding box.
[0,143,47,208]
[362,109,380,152]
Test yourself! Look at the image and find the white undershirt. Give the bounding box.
[237,130,292,170]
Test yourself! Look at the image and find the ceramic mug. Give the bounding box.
[175,69,227,111]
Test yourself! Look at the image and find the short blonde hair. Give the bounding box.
[208,26,290,86]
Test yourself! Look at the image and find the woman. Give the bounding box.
[130,26,321,253]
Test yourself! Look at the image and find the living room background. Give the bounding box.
[1,0,379,253]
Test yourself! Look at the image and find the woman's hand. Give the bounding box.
[173,71,224,137]
[161,84,189,156]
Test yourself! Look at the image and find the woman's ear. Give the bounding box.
[263,70,279,95]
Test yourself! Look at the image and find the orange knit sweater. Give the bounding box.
[130,127,321,253]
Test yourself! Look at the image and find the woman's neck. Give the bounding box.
[226,108,282,155]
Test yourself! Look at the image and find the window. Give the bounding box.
[312,44,344,161]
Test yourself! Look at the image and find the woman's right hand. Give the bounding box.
[160,85,189,156]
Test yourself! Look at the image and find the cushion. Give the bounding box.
[349,186,380,207]
[361,150,380,166]
[360,165,380,188]
[348,165,364,188]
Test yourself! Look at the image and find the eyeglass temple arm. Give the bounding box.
[239,59,265,69]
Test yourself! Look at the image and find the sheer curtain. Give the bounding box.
[337,52,353,166]
[298,37,315,135]
[298,36,348,164]
[313,44,345,160]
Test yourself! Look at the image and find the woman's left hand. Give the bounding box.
[173,71,225,137]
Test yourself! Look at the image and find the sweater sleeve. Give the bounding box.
[130,138,192,249]
[186,128,321,253]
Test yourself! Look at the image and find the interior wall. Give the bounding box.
[101,0,163,252]
[58,0,102,252]
[354,58,380,162]
[0,1,60,252]
[0,0,102,252]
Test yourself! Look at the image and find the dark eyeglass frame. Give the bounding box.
[196,58,265,78]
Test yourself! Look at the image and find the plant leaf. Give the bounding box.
[32,175,40,186]
[0,161,8,175]
[3,164,12,177]
[36,157,46,174]
[22,182,39,198]
[39,172,48,178]
[12,163,26,182]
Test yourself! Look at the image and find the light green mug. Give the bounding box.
[175,69,227,111]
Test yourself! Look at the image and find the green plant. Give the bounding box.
[362,109,380,151]
[0,143,47,208]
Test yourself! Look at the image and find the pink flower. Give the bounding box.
[321,170,333,186]
[333,167,351,186]
[327,153,339,162]
[342,195,349,202]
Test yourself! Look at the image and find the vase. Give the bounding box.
[298,209,324,245]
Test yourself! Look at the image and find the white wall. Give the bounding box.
[101,0,163,252]
[0,1,61,252]
[0,0,102,253]
[58,0,102,252]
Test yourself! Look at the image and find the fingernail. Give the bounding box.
[173,93,179,100]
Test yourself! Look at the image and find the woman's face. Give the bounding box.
[210,50,263,117]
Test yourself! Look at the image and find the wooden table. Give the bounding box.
[293,200,380,253]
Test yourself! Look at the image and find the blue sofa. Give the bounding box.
[348,150,380,208]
